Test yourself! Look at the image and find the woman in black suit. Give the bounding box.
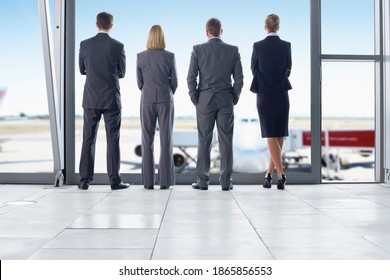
[250,14,292,190]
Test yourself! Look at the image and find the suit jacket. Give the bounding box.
[187,38,243,106]
[136,49,178,102]
[251,35,292,94]
[79,33,126,109]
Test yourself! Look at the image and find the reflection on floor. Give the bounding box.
[1,183,390,260]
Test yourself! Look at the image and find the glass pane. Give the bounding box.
[74,0,311,176]
[322,0,375,55]
[0,1,53,172]
[322,62,375,182]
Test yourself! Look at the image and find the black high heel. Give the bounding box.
[263,173,272,189]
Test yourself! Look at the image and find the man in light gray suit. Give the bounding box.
[78,12,129,190]
[187,18,244,191]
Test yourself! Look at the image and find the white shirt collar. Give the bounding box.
[267,32,279,37]
[98,31,109,34]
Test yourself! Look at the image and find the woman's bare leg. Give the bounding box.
[267,137,284,177]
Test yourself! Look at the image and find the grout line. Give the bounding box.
[288,188,390,255]
[28,190,112,259]
[229,190,276,260]
[149,187,173,260]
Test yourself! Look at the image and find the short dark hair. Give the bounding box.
[206,18,222,37]
[96,12,113,30]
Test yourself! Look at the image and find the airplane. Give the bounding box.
[128,114,375,181]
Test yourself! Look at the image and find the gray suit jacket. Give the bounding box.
[136,49,178,102]
[187,38,243,106]
[79,33,126,109]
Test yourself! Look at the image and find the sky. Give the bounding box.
[0,0,376,118]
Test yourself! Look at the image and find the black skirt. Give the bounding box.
[256,91,289,138]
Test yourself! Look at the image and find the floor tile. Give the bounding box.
[1,184,390,260]
[257,228,373,248]
[69,214,162,229]
[269,246,390,260]
[302,198,383,209]
[152,237,273,260]
[0,220,70,238]
[247,214,343,229]
[44,229,158,249]
[0,237,49,260]
[158,220,258,238]
[88,202,167,215]
[30,248,152,260]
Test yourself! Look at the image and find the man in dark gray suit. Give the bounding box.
[78,12,129,190]
[187,18,244,191]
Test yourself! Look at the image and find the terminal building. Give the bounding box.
[1,0,390,260]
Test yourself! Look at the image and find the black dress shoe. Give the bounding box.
[277,174,287,190]
[160,186,170,189]
[78,181,89,190]
[263,173,272,189]
[111,182,130,190]
[222,185,233,191]
[191,183,208,190]
[144,186,154,190]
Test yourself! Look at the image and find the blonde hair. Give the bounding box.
[265,14,280,32]
[146,25,166,50]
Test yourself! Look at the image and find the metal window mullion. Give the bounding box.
[64,0,76,184]
[55,0,65,170]
[321,55,381,62]
[374,0,384,182]
[311,0,322,184]
[38,0,63,185]
[381,0,390,182]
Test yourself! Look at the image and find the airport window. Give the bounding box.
[320,0,380,182]
[0,1,54,173]
[1,0,384,184]
[321,62,375,182]
[321,0,375,55]
[72,0,312,183]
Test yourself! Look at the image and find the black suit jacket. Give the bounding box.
[251,36,292,94]
[79,33,126,109]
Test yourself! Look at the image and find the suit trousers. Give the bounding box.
[140,102,175,187]
[79,108,122,184]
[196,94,234,189]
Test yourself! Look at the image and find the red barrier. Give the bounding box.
[302,130,375,148]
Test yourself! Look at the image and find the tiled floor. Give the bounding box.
[1,183,390,260]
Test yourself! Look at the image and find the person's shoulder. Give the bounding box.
[137,49,148,58]
[191,42,206,54]
[162,49,175,56]
[217,40,239,53]
[109,36,124,47]
[278,37,291,46]
[193,41,207,49]
[80,36,95,45]
[221,40,238,48]
[253,39,266,47]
